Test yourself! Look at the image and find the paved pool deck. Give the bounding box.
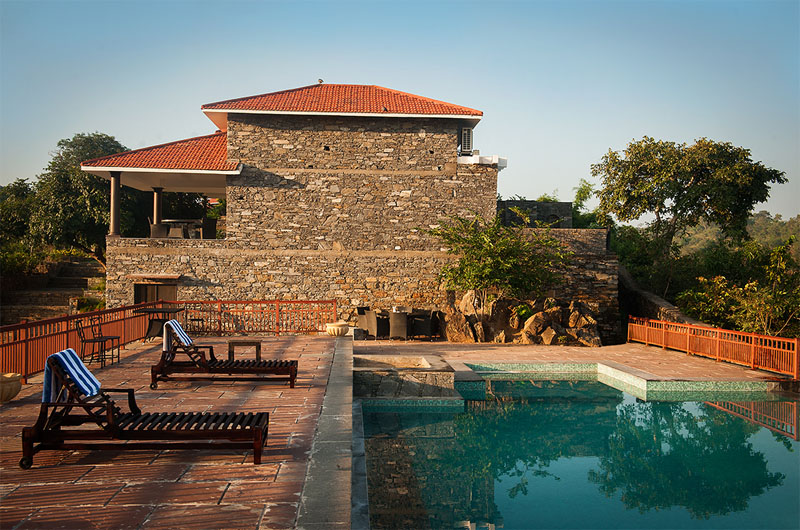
[0,335,344,530]
[355,340,795,384]
[1,336,796,530]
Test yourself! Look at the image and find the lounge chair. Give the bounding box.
[150,320,297,389]
[19,348,269,468]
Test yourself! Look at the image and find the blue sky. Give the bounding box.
[2,0,798,218]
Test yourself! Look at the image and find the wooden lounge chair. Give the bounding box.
[150,320,297,390]
[20,348,269,469]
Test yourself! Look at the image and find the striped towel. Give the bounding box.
[42,348,101,402]
[164,319,193,352]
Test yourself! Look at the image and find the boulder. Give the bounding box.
[517,331,540,345]
[494,330,509,343]
[523,312,549,336]
[509,312,521,330]
[473,320,487,342]
[443,308,476,343]
[458,290,479,317]
[572,327,603,347]
[540,327,559,345]
[544,306,565,326]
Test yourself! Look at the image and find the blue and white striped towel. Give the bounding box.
[163,319,193,352]
[42,348,101,402]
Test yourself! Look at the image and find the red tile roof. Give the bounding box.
[201,84,482,116]
[81,132,237,171]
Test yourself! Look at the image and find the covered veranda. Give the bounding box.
[80,132,241,239]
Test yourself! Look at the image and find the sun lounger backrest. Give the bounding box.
[42,348,101,402]
[164,319,193,350]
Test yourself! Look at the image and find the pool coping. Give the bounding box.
[296,336,353,529]
[450,359,793,401]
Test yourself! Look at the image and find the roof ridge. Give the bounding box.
[201,84,322,109]
[81,131,225,166]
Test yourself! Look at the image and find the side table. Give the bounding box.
[227,339,262,361]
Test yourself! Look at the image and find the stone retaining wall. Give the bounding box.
[106,227,621,341]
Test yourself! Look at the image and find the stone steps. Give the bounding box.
[1,258,105,326]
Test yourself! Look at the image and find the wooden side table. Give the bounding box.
[227,339,262,361]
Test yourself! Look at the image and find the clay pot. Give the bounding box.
[0,373,22,403]
[326,321,350,337]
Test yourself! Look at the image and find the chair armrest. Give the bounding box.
[101,388,141,415]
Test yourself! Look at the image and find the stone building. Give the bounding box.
[81,83,619,339]
[81,84,506,316]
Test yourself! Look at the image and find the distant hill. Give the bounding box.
[680,211,800,260]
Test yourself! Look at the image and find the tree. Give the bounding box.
[29,133,128,266]
[428,209,572,312]
[594,137,786,267]
[676,237,800,337]
[0,178,34,244]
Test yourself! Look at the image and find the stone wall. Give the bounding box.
[226,114,459,171]
[106,227,621,342]
[105,239,452,321]
[224,113,496,251]
[498,199,573,228]
[530,229,619,341]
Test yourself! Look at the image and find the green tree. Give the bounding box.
[29,133,129,266]
[428,209,572,312]
[594,137,786,267]
[0,178,34,244]
[676,237,800,337]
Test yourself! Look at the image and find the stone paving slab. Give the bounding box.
[0,335,335,530]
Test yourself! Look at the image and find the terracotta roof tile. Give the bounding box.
[201,84,482,116]
[81,132,237,171]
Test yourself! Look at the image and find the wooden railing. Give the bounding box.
[705,401,799,441]
[628,317,800,379]
[1,299,338,381]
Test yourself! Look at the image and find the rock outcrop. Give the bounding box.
[441,291,603,347]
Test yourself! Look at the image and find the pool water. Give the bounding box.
[362,381,800,529]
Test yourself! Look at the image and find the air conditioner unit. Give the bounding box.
[460,127,473,155]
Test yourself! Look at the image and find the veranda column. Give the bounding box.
[152,187,163,224]
[109,171,121,237]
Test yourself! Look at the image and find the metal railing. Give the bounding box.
[705,401,799,440]
[178,300,338,336]
[1,299,338,381]
[628,316,800,379]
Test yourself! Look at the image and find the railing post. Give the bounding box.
[794,338,799,380]
[715,328,720,361]
[686,324,690,354]
[22,321,29,384]
[217,301,223,336]
[750,333,756,369]
[275,301,281,336]
[662,322,666,349]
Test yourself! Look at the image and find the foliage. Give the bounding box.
[0,178,35,244]
[29,133,129,266]
[205,198,227,219]
[428,209,572,313]
[594,136,786,266]
[514,303,534,321]
[0,241,48,276]
[674,276,739,329]
[676,237,800,337]
[681,211,800,262]
[571,178,612,229]
[534,191,559,202]
[76,296,105,313]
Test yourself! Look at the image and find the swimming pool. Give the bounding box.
[362,380,799,529]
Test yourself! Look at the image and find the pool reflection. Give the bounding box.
[363,381,799,529]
